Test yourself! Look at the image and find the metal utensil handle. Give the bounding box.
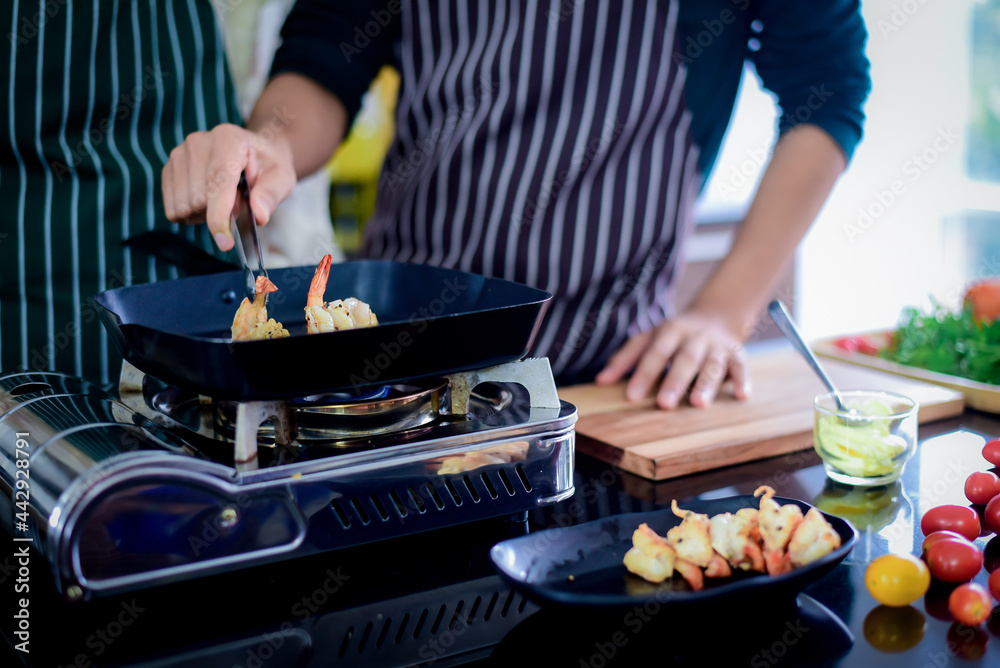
[230,212,255,301]
[238,174,268,281]
[767,299,848,411]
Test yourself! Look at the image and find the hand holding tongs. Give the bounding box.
[230,173,268,304]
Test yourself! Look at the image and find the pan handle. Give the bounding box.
[124,230,237,276]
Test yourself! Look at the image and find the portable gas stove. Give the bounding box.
[0,357,575,601]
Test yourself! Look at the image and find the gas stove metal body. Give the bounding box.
[0,359,575,600]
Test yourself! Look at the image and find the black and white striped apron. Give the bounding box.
[362,0,702,384]
[0,0,241,385]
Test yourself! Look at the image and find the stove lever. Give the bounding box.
[448,358,561,414]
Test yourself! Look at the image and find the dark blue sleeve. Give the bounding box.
[750,0,871,161]
[269,0,401,121]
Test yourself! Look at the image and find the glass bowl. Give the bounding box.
[813,390,918,487]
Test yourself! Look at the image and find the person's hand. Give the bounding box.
[161,123,296,251]
[595,309,751,409]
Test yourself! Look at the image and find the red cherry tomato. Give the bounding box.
[926,538,984,582]
[966,471,1000,506]
[833,335,881,355]
[856,338,881,356]
[985,496,1000,534]
[990,568,1000,602]
[833,336,860,353]
[948,583,995,626]
[923,530,973,557]
[984,439,1000,468]
[921,505,982,541]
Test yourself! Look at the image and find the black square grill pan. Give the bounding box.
[94,260,551,400]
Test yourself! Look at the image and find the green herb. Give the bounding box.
[879,302,1000,384]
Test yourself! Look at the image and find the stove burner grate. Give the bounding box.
[213,380,452,443]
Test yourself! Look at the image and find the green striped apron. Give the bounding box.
[0,0,241,385]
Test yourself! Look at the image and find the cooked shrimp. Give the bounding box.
[788,508,842,568]
[666,500,714,568]
[709,512,765,573]
[704,553,732,578]
[231,276,289,341]
[674,557,705,591]
[735,507,761,543]
[623,523,677,584]
[305,254,379,333]
[754,485,803,576]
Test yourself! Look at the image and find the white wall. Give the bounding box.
[695,64,776,225]
[698,0,988,340]
[797,0,977,338]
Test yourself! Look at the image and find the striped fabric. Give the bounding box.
[362,0,701,384]
[0,0,241,385]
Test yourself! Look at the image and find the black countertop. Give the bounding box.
[5,409,1000,667]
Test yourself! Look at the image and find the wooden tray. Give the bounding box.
[558,347,965,481]
[812,331,1000,413]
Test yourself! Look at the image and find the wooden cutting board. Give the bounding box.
[558,347,965,481]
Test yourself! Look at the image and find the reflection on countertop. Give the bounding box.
[4,413,1000,667]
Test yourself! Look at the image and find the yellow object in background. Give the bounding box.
[327,66,400,253]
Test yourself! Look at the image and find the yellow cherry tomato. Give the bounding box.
[865,554,931,607]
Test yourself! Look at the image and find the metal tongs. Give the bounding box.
[230,172,268,304]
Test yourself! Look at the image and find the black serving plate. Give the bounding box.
[490,495,858,609]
